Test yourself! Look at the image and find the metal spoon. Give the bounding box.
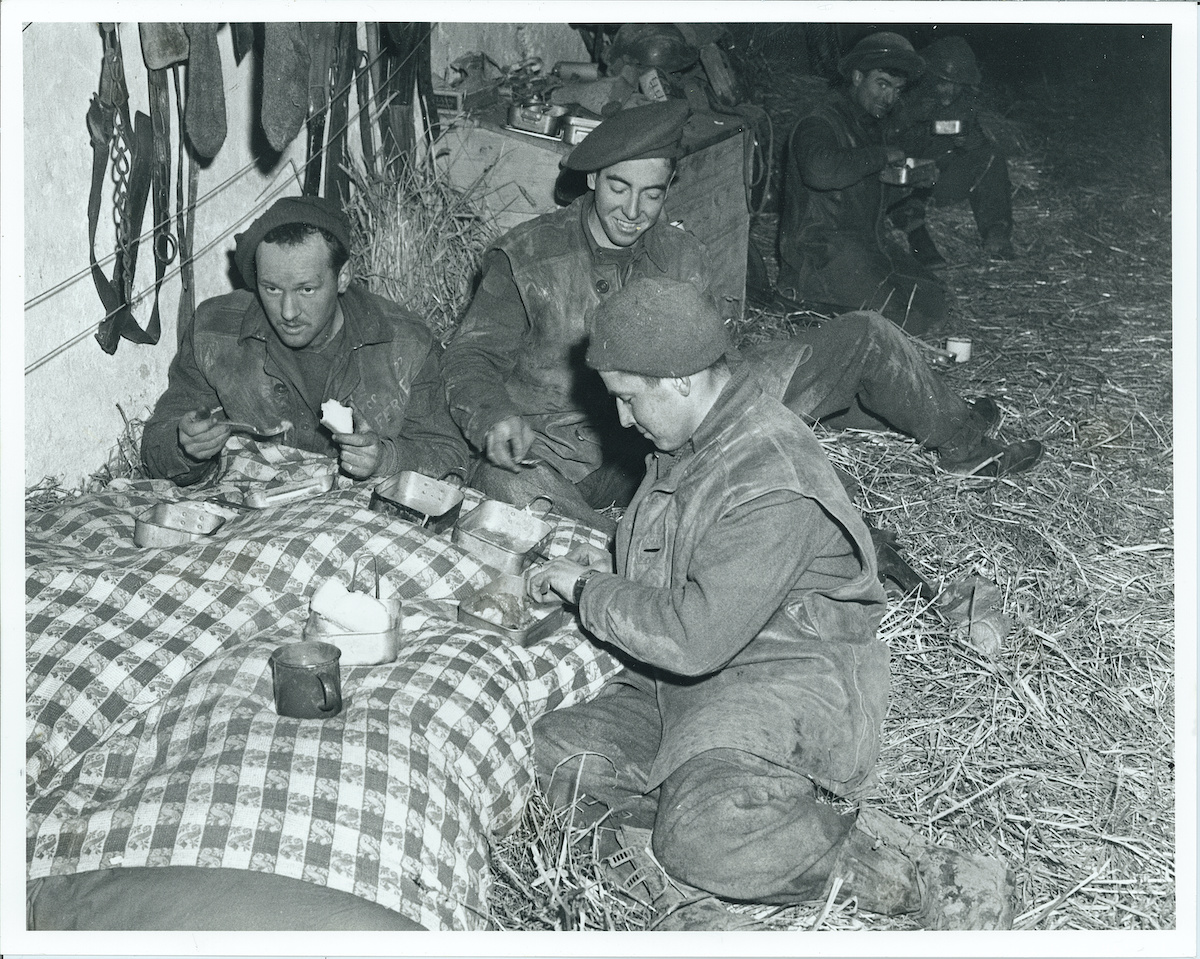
[222,418,292,437]
[204,407,291,437]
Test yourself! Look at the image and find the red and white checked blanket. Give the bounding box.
[26,442,621,930]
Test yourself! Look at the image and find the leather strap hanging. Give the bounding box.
[89,23,160,354]
[354,45,377,176]
[324,21,356,202]
[147,67,177,335]
[302,22,338,194]
[173,66,199,345]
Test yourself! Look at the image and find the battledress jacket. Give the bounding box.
[577,368,890,795]
[141,284,468,486]
[441,194,712,484]
[777,87,944,331]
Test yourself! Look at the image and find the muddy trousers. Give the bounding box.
[743,310,988,454]
[534,683,856,903]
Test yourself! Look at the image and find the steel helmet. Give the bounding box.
[607,23,700,74]
[920,36,982,86]
[838,31,925,80]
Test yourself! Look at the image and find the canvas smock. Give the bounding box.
[577,367,890,794]
[441,194,712,485]
[142,284,468,485]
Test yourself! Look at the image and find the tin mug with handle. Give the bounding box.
[270,641,343,719]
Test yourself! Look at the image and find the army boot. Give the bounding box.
[829,811,1016,929]
[603,826,761,931]
[939,436,1044,477]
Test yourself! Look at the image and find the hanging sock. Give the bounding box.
[261,23,310,153]
[183,23,226,158]
[139,23,190,70]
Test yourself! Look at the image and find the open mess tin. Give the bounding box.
[134,501,228,547]
[457,572,566,646]
[304,577,403,667]
[451,497,554,574]
[370,471,464,534]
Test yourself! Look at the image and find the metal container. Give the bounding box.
[562,115,602,146]
[243,474,335,509]
[879,157,937,186]
[370,471,464,534]
[457,573,566,646]
[932,119,963,135]
[134,501,227,547]
[303,596,402,667]
[507,101,567,137]
[452,498,554,574]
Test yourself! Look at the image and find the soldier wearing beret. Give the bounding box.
[525,277,1015,931]
[443,98,1042,537]
[776,31,950,334]
[442,100,703,535]
[887,36,1017,264]
[141,195,469,485]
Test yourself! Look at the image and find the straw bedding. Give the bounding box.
[481,47,1176,932]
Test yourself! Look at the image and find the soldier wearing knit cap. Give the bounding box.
[142,195,468,485]
[526,274,1016,932]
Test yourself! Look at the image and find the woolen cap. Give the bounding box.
[234,195,353,288]
[920,36,982,86]
[838,31,925,80]
[563,99,689,171]
[585,276,731,377]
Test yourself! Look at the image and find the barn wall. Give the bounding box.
[21,20,587,491]
[23,21,306,489]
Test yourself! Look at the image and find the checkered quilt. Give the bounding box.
[26,441,622,930]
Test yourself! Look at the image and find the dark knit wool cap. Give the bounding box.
[234,195,353,288]
[563,99,689,172]
[585,276,731,377]
[838,31,925,80]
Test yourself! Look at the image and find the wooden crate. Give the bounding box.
[436,110,750,319]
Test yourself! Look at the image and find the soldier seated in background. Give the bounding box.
[141,196,468,486]
[443,98,1042,538]
[776,31,948,335]
[526,277,1016,931]
[888,36,1017,264]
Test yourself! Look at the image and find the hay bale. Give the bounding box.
[344,159,500,342]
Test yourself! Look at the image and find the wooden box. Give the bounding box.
[436,108,750,319]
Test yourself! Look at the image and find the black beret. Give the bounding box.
[234,195,353,288]
[563,99,689,172]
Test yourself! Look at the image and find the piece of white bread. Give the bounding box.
[320,399,354,434]
[310,578,391,632]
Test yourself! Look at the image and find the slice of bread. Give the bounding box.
[320,399,354,434]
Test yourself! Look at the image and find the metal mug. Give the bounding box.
[270,641,343,719]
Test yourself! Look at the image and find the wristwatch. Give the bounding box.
[572,569,600,607]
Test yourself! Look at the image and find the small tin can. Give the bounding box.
[945,336,973,363]
[933,119,963,135]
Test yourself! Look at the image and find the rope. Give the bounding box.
[24,34,402,312]
[26,34,412,376]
